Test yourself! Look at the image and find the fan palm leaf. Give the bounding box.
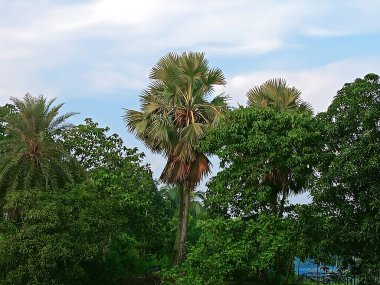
[247,78,313,114]
[125,52,227,188]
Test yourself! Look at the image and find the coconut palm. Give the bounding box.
[246,79,313,216]
[124,52,227,264]
[0,94,79,194]
[247,78,313,113]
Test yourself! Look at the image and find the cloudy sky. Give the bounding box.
[1,0,379,198]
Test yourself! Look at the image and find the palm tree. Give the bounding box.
[161,185,206,220]
[0,94,79,194]
[124,52,227,264]
[247,78,312,113]
[246,78,313,216]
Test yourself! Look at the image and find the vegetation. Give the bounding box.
[0,99,172,284]
[0,54,379,285]
[311,73,380,282]
[247,78,313,113]
[0,94,80,194]
[124,51,228,265]
[201,105,317,219]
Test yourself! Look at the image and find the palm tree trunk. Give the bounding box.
[175,185,191,265]
[171,183,184,265]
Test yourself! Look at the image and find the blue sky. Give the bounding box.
[1,0,380,200]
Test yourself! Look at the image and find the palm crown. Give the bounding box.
[247,78,313,113]
[0,94,78,192]
[125,52,227,188]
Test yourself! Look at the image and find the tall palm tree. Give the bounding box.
[247,78,313,113]
[246,78,313,216]
[124,52,227,264]
[0,94,79,194]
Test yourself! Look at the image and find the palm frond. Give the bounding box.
[0,94,81,191]
[125,51,228,189]
[247,78,313,113]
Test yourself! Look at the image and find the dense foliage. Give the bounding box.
[201,108,318,218]
[0,101,172,285]
[168,74,380,285]
[0,162,171,284]
[1,68,379,285]
[60,118,130,171]
[310,73,380,282]
[166,215,297,285]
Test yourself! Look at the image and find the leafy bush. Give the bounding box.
[0,157,172,284]
[163,215,295,285]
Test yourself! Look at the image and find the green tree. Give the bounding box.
[311,73,380,281]
[202,107,317,218]
[166,215,295,285]
[0,94,80,194]
[61,118,173,260]
[0,147,172,285]
[245,79,314,214]
[0,104,16,167]
[124,52,227,264]
[60,118,132,171]
[160,185,206,219]
[190,106,320,284]
[247,78,312,113]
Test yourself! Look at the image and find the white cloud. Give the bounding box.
[1,0,380,101]
[1,0,379,59]
[225,57,380,113]
[302,0,380,37]
[82,62,150,92]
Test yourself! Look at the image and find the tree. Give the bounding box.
[247,78,313,113]
[166,215,296,285]
[160,185,207,252]
[61,118,173,261]
[201,107,317,218]
[124,52,227,264]
[160,185,206,220]
[0,143,172,285]
[60,118,132,171]
[0,94,80,194]
[244,78,313,215]
[311,73,380,281]
[195,107,318,284]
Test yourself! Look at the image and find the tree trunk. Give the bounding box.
[278,188,287,218]
[285,255,294,285]
[174,185,191,265]
[171,183,184,265]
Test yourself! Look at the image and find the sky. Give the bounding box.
[1,0,380,202]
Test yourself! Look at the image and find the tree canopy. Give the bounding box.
[201,107,318,218]
[1,66,380,285]
[311,73,380,273]
[0,94,80,193]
